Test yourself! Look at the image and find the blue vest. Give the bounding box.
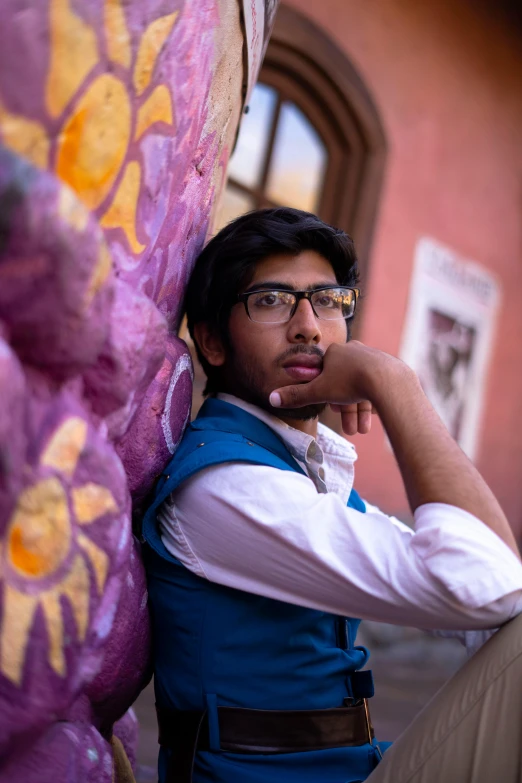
[142,398,387,783]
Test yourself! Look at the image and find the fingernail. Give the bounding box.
[269,391,282,408]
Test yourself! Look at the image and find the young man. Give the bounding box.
[142,208,522,783]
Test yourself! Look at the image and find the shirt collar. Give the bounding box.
[216,393,357,469]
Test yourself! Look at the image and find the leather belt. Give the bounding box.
[157,700,375,783]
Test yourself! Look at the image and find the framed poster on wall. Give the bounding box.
[400,237,501,461]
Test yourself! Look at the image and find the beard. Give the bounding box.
[275,404,327,421]
[273,402,327,420]
[225,345,327,421]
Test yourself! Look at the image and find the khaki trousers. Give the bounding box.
[367,612,522,783]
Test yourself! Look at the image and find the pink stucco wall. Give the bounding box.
[288,0,522,533]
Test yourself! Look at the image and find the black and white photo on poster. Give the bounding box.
[400,238,500,460]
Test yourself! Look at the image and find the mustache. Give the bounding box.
[276,345,324,365]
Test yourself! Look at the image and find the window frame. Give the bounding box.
[234,4,387,274]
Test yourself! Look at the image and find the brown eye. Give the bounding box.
[258,293,278,306]
[314,291,341,309]
[246,290,295,323]
[252,291,293,307]
[317,294,335,307]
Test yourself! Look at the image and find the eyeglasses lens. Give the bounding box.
[247,291,295,323]
[310,289,355,320]
[247,288,355,323]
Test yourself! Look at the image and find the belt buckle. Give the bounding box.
[362,698,382,760]
[343,696,375,747]
[362,698,373,746]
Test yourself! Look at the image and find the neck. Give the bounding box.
[277,412,319,438]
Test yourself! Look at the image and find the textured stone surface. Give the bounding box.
[0,0,246,779]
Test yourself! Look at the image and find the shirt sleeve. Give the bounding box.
[158,463,522,631]
[360,501,516,653]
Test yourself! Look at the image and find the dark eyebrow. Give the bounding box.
[242,280,339,294]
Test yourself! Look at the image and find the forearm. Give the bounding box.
[270,340,519,559]
[166,464,522,630]
[373,364,520,558]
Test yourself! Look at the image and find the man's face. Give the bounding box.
[213,250,349,420]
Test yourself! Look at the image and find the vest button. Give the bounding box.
[246,442,253,446]
[197,442,205,447]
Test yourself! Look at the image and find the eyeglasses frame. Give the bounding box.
[237,285,360,324]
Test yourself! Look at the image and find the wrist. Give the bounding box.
[364,356,420,411]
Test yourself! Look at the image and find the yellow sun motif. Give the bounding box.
[0,0,178,255]
[0,417,116,685]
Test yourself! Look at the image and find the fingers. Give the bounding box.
[333,401,374,436]
[270,380,324,409]
[340,405,359,436]
[270,383,375,438]
[357,401,373,434]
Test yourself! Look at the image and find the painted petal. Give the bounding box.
[57,186,90,232]
[45,0,99,118]
[7,478,71,579]
[104,0,132,69]
[135,84,174,141]
[0,101,49,169]
[85,243,113,308]
[111,735,135,780]
[101,161,145,254]
[133,12,179,96]
[72,483,118,525]
[59,554,90,641]
[40,417,88,478]
[77,533,109,594]
[55,74,131,211]
[40,554,90,675]
[0,586,38,685]
[40,591,65,676]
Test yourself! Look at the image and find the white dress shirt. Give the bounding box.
[159,394,522,643]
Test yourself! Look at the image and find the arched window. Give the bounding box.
[217,4,387,272]
[221,83,328,218]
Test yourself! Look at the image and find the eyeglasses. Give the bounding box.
[238,286,360,324]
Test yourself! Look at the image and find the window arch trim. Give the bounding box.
[261,3,387,268]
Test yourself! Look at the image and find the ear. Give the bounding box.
[193,322,226,367]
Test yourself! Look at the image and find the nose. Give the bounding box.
[286,297,322,344]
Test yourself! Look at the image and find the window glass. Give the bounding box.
[266,101,327,212]
[227,84,278,189]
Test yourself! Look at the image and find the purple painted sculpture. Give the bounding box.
[0,0,258,779]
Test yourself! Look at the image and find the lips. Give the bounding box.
[282,354,322,382]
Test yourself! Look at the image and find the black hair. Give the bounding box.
[184,207,360,395]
